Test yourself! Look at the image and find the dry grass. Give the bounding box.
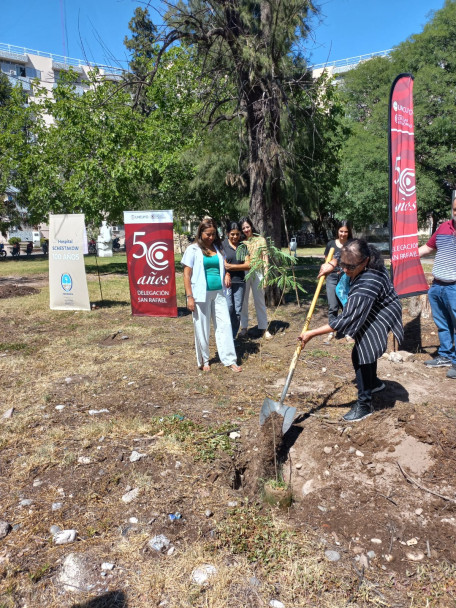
[0,263,454,608]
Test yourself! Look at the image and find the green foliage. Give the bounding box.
[245,237,307,299]
[335,1,456,228]
[8,237,20,245]
[216,502,299,567]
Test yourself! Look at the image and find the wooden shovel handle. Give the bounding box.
[279,248,335,404]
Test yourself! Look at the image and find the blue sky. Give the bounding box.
[1,0,446,68]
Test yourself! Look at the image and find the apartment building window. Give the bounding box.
[0,62,40,79]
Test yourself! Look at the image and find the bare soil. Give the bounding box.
[0,270,455,607]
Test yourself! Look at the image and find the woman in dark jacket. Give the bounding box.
[299,239,403,422]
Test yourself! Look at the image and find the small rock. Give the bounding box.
[295,463,302,470]
[55,405,66,411]
[0,521,12,539]
[53,529,77,545]
[129,451,145,462]
[2,408,14,419]
[370,538,382,544]
[52,502,63,511]
[317,505,327,513]
[397,350,415,362]
[229,431,241,439]
[167,546,175,555]
[33,480,43,487]
[348,447,355,453]
[77,457,91,465]
[122,488,139,504]
[367,551,376,559]
[121,335,129,340]
[406,551,424,561]
[323,446,332,454]
[149,534,171,552]
[325,550,340,562]
[101,562,114,571]
[406,538,418,546]
[302,479,314,496]
[19,499,33,507]
[127,381,135,385]
[88,409,109,415]
[250,576,261,588]
[384,553,394,562]
[359,554,369,569]
[415,508,423,516]
[175,461,182,469]
[129,517,138,524]
[205,510,213,518]
[355,450,364,458]
[321,367,327,373]
[388,351,403,363]
[352,546,364,555]
[50,525,62,534]
[227,501,238,508]
[269,601,285,608]
[191,564,217,585]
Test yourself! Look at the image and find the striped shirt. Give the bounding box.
[331,267,404,364]
[427,220,456,282]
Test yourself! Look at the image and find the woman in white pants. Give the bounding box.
[239,217,271,339]
[182,218,242,373]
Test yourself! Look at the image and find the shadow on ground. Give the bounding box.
[72,591,127,608]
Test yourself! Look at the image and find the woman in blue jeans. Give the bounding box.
[222,221,250,338]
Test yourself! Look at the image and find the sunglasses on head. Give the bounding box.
[339,258,367,271]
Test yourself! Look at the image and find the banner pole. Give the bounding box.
[94,251,104,306]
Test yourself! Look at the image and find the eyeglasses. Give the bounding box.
[339,258,367,271]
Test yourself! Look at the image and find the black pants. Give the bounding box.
[326,272,342,327]
[352,347,377,406]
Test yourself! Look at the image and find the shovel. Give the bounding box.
[260,248,335,434]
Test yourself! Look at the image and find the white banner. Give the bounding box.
[49,214,90,311]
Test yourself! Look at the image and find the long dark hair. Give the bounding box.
[195,218,221,255]
[239,216,257,236]
[343,238,384,270]
[337,220,353,240]
[225,220,241,235]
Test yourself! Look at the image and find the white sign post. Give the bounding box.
[49,214,91,311]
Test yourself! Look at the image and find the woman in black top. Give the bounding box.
[222,221,250,338]
[320,220,352,344]
[299,239,404,422]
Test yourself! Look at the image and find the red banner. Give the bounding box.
[123,210,177,317]
[388,74,428,297]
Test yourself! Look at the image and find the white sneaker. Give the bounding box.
[264,330,272,339]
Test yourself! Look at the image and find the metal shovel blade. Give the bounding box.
[260,398,297,435]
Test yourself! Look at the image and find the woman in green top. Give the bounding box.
[182,218,242,373]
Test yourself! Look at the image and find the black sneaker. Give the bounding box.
[343,402,374,422]
[424,356,452,367]
[447,364,456,379]
[372,381,385,394]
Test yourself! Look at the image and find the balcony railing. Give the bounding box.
[310,49,392,72]
[0,42,124,76]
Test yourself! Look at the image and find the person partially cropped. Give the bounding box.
[222,221,250,339]
[418,197,456,379]
[182,218,242,373]
[319,220,353,344]
[299,239,403,422]
[238,217,271,339]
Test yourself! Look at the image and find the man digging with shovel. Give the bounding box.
[298,239,404,422]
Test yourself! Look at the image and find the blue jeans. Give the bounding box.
[428,283,456,364]
[225,283,245,338]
